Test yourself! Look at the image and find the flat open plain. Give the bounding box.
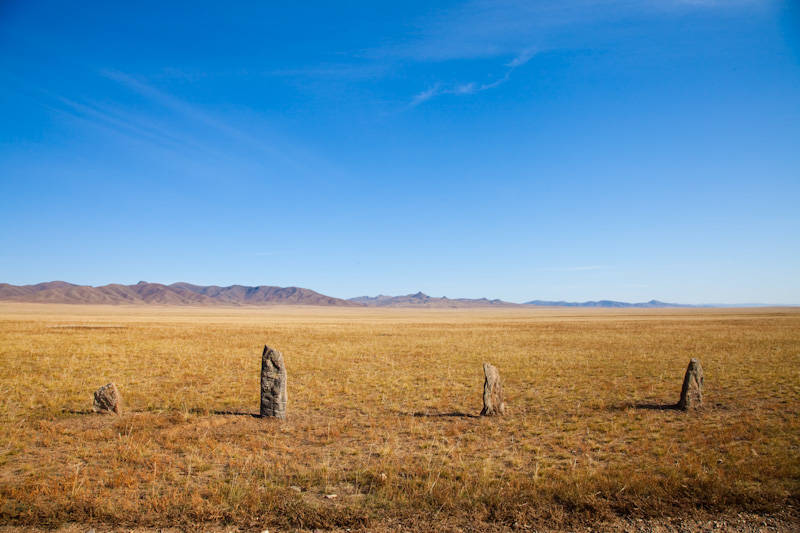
[0,304,798,532]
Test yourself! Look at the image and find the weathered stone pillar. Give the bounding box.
[93,382,122,415]
[480,362,505,416]
[260,345,287,419]
[678,358,703,410]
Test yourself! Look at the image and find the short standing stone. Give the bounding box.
[678,358,703,410]
[480,362,505,416]
[260,345,287,419]
[93,382,122,415]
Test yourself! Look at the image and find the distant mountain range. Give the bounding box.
[523,299,698,308]
[0,282,787,308]
[349,292,520,308]
[0,283,520,308]
[0,281,358,307]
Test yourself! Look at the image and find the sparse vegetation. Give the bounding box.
[0,304,798,531]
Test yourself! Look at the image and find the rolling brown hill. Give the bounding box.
[171,282,360,306]
[0,281,78,300]
[0,281,360,307]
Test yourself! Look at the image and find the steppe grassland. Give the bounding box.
[0,304,798,530]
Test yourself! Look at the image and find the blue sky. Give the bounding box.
[1,0,798,304]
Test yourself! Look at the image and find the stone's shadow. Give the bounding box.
[411,411,479,419]
[607,402,681,412]
[210,410,261,418]
[634,403,681,411]
[62,409,95,415]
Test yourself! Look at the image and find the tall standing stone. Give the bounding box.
[93,382,122,415]
[480,362,505,416]
[260,345,287,419]
[678,358,703,410]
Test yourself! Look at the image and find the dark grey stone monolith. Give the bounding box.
[678,358,703,410]
[480,362,505,416]
[260,345,287,419]
[93,382,122,415]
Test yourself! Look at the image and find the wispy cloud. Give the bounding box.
[384,1,622,63]
[394,0,763,106]
[505,48,537,68]
[408,53,523,107]
[670,0,765,7]
[410,77,509,107]
[244,251,294,258]
[89,70,338,181]
[266,62,390,81]
[535,265,609,272]
[100,69,271,151]
[23,69,248,164]
[393,0,761,62]
[568,265,607,271]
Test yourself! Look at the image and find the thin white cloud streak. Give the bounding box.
[244,251,294,257]
[391,0,769,63]
[505,48,536,67]
[534,266,608,272]
[264,62,390,81]
[44,92,226,163]
[101,70,292,163]
[77,69,339,183]
[400,0,748,106]
[670,0,767,7]
[394,0,769,106]
[3,47,347,188]
[408,50,524,107]
[381,1,628,62]
[10,68,246,165]
[568,265,607,271]
[1,75,223,166]
[410,78,509,107]
[28,68,342,192]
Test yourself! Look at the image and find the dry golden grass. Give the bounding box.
[0,304,798,531]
